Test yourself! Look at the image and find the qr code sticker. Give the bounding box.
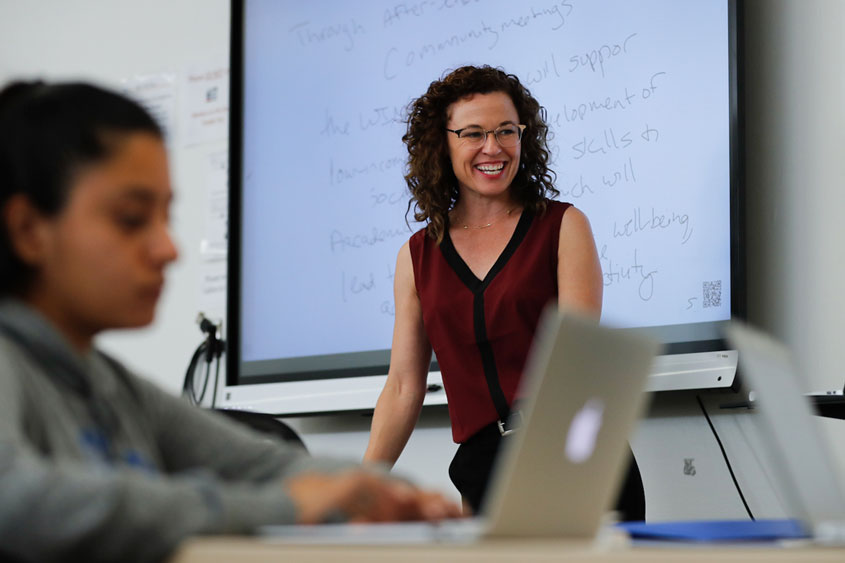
[703,280,722,308]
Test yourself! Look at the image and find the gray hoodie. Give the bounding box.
[0,299,355,562]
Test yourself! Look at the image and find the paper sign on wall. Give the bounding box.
[182,64,229,146]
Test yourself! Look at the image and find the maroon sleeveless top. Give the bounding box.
[409,200,571,442]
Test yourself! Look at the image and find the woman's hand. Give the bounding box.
[286,470,462,524]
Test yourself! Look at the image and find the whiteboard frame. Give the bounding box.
[224,0,745,414]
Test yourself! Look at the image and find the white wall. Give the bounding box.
[745,0,845,393]
[3,0,845,515]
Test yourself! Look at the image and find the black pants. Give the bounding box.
[448,422,646,520]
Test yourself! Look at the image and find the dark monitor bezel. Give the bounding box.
[226,0,745,388]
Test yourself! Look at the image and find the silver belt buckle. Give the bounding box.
[497,410,523,436]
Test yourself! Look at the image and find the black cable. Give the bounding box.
[182,314,225,407]
[210,347,222,409]
[184,342,214,406]
[195,352,212,403]
[182,343,206,405]
[696,394,755,520]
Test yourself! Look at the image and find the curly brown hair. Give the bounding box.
[403,65,558,243]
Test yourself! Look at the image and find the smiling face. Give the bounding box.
[446,91,521,202]
[16,133,178,348]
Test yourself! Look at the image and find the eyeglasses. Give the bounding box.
[446,123,527,148]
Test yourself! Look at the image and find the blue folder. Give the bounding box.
[617,519,809,542]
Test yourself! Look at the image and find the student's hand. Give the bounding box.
[286,470,462,524]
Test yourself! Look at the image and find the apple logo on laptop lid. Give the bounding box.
[565,397,605,463]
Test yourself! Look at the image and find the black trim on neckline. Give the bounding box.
[440,208,536,293]
[437,208,537,427]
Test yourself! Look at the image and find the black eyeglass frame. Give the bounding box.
[445,123,527,146]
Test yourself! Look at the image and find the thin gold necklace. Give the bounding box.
[460,207,515,230]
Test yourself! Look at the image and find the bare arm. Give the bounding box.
[557,206,603,317]
[363,242,431,467]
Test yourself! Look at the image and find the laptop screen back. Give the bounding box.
[483,309,659,538]
[726,323,845,529]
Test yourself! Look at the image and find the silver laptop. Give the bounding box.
[262,307,659,543]
[726,322,845,541]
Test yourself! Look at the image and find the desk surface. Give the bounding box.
[169,537,845,563]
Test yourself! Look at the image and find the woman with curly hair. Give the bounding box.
[365,65,644,518]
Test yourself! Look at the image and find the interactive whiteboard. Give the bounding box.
[228,0,741,398]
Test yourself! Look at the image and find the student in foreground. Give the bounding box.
[0,81,459,563]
